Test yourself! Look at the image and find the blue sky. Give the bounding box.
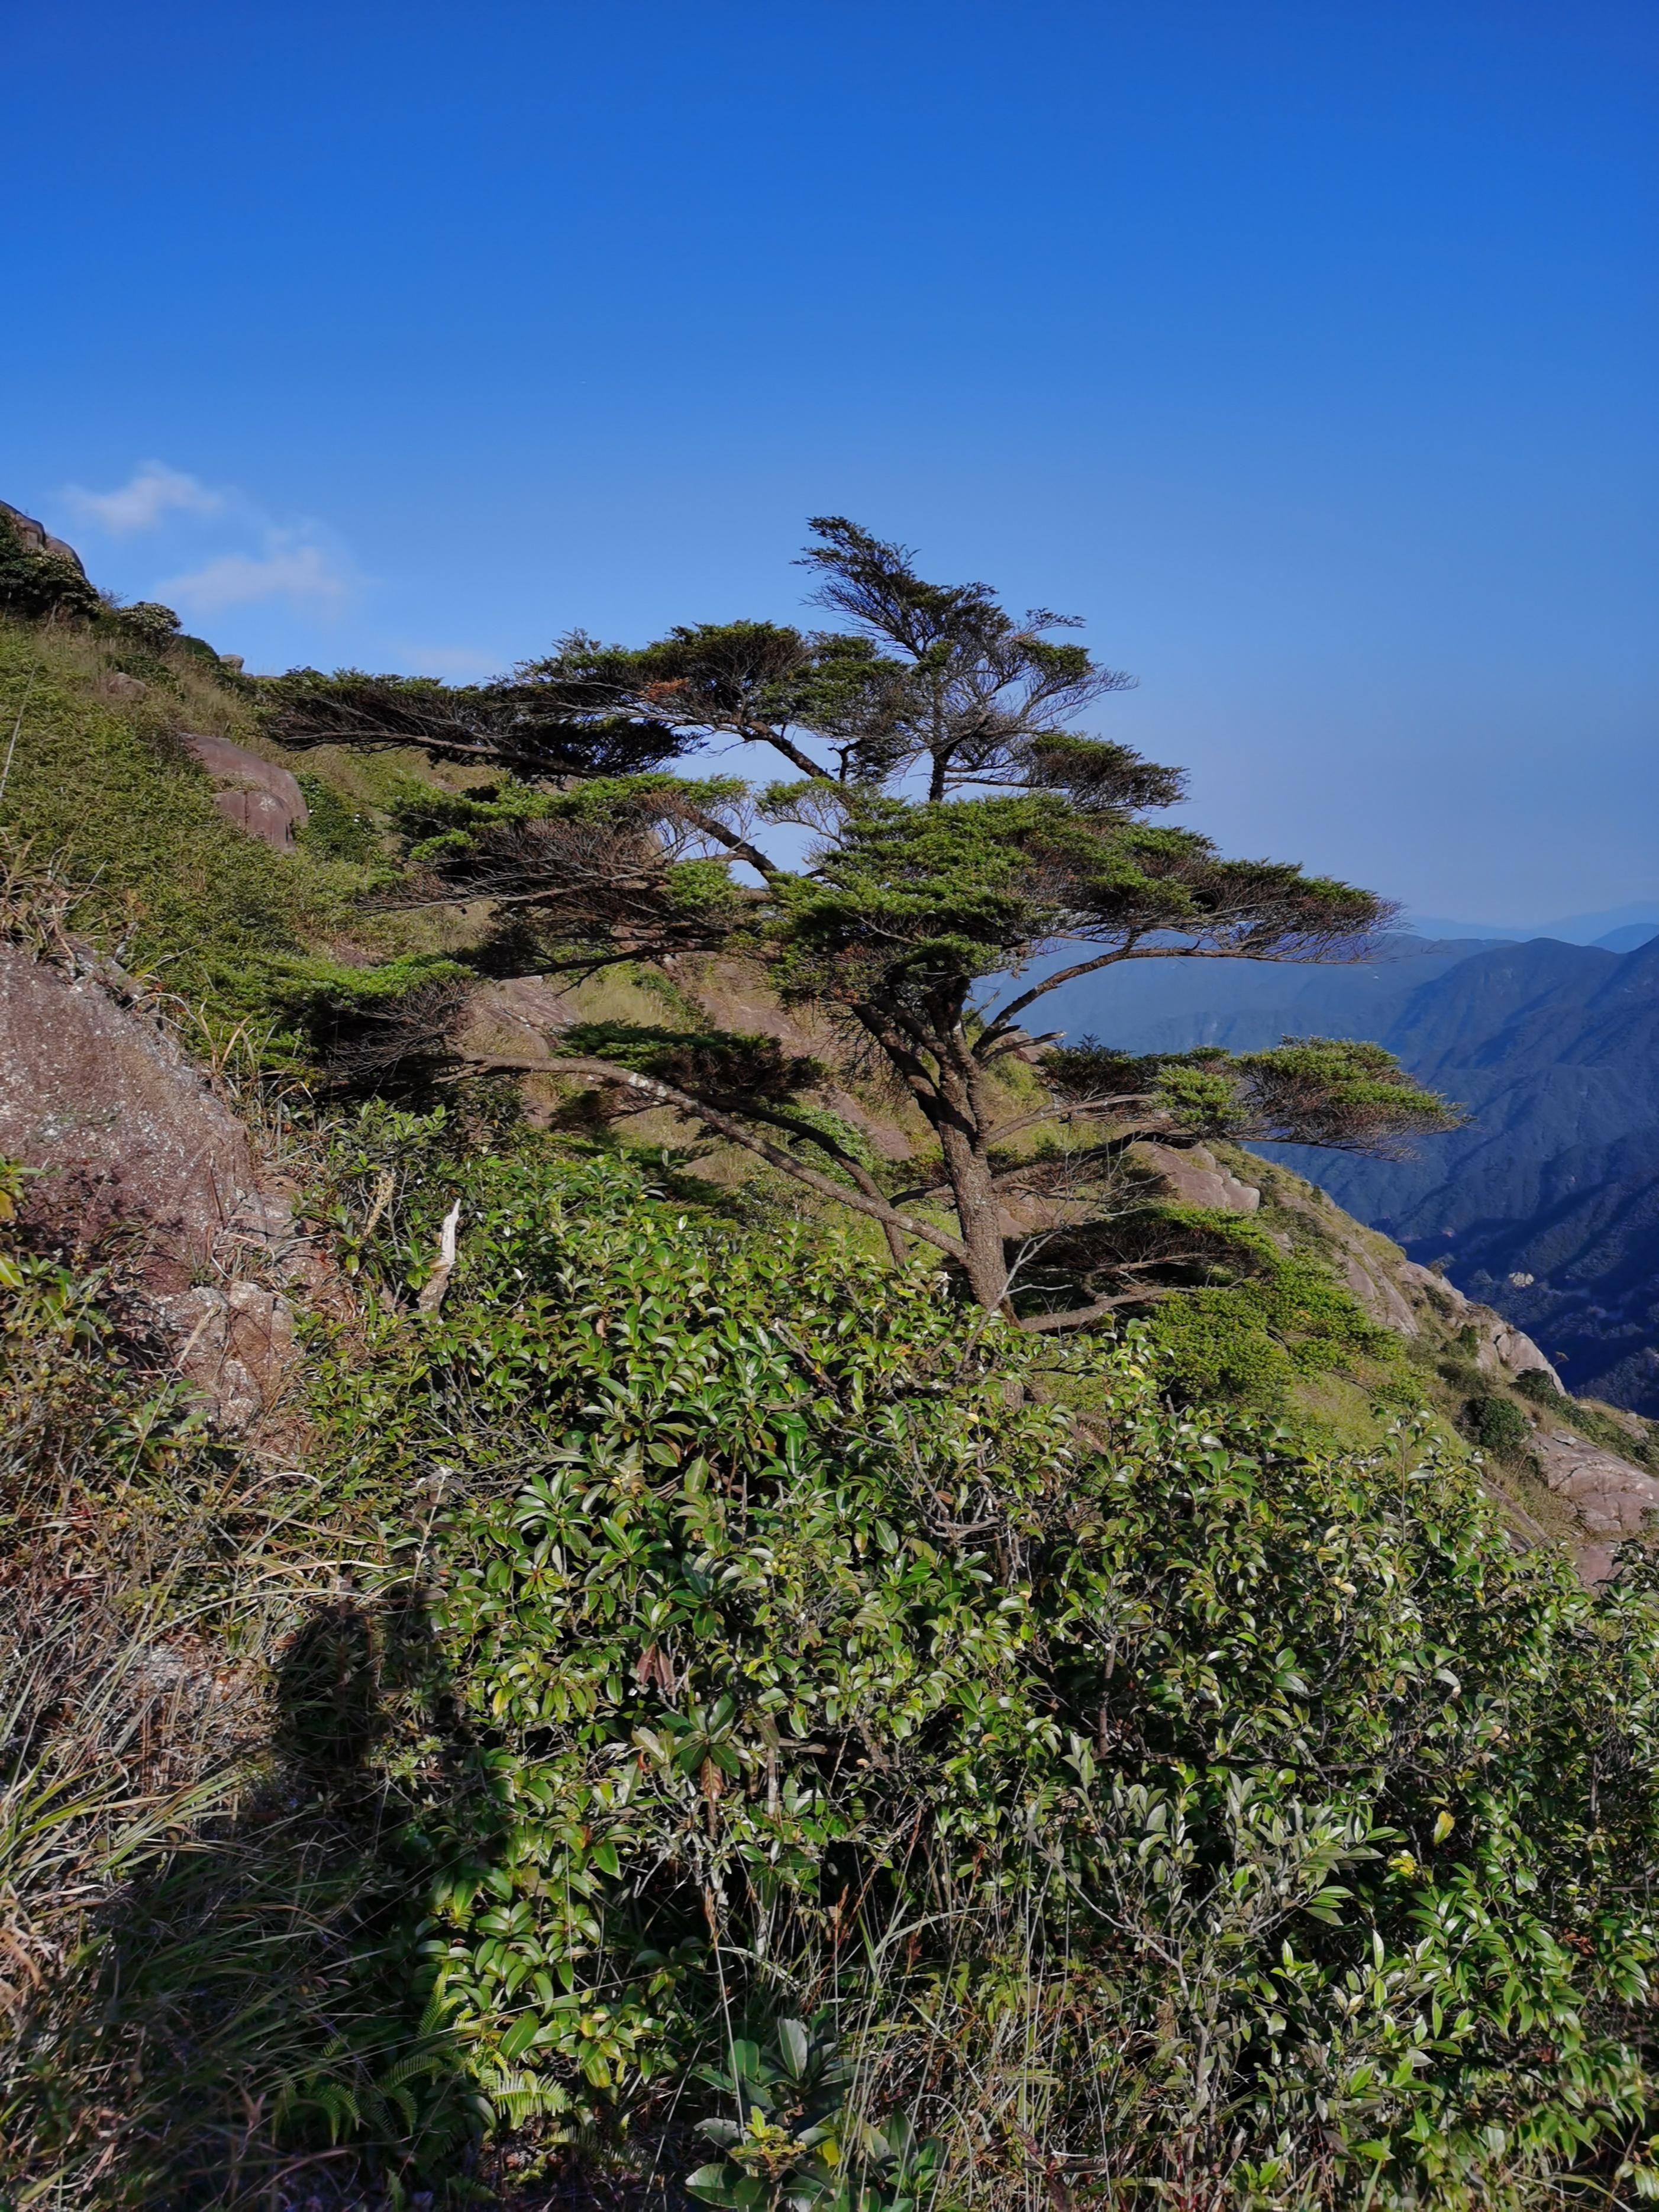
[7,0,1655,925]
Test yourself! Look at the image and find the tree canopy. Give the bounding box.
[276,521,1458,1321]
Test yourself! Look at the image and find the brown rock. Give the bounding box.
[178,731,309,850]
[1130,1141,1262,1215]
[0,945,264,1292]
[1531,1426,1659,1582]
[0,945,308,1429]
[154,1278,298,1436]
[0,499,87,574]
[95,670,149,702]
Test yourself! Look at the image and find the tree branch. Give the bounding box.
[454,1051,967,1262]
[674,802,789,882]
[976,933,1387,1057]
[1014,1286,1173,1334]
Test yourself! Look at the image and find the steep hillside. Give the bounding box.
[3,587,1652,1580]
[10,527,1659,2210]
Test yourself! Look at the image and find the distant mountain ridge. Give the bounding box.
[1409,902,1659,945]
[1042,929,1659,1413]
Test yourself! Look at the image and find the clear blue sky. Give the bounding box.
[8,0,1655,925]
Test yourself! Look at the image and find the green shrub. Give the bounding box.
[1144,1221,1405,1414]
[1515,1368,1565,1407]
[114,599,182,644]
[0,514,102,623]
[296,770,385,863]
[288,1126,1659,2207]
[1468,1392,1533,1460]
[0,1173,483,2205]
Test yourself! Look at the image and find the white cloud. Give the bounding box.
[159,539,351,616]
[63,461,225,534]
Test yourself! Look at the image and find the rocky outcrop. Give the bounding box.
[1530,1427,1659,1584]
[1396,1260,1563,1386]
[96,670,150,702]
[179,732,309,850]
[0,943,314,1433]
[1129,1141,1262,1215]
[0,499,88,573]
[1231,1151,1563,1384]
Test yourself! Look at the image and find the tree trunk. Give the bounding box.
[933,1115,1007,1309]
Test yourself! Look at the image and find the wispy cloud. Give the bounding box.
[159,537,352,616]
[57,458,358,626]
[63,461,225,534]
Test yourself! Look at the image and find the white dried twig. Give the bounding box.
[415,1200,462,1318]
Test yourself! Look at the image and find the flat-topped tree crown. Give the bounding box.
[283,521,1455,1323]
[797,515,1140,800]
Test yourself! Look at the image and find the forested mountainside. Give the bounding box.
[8,502,1659,2210]
[1289,937,1659,1416]
[1048,934,1659,1414]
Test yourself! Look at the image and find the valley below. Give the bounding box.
[1040,927,1659,1413]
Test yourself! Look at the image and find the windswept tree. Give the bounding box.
[275,521,1457,1325]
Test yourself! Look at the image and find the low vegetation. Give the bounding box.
[8,1123,1659,2206]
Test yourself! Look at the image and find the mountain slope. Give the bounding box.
[1046,928,1659,1413]
[1293,934,1659,1410]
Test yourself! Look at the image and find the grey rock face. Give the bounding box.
[1131,1141,1262,1215]
[1531,1427,1659,1583]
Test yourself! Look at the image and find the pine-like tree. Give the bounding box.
[273,521,1457,1324]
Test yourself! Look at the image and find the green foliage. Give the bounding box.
[264,663,682,780]
[1046,1037,1464,1153]
[296,768,385,862]
[770,794,1380,1011]
[1142,1218,1408,1415]
[559,1021,826,1104]
[0,623,356,1016]
[1468,1394,1535,1462]
[0,1166,492,2205]
[292,1126,1659,2205]
[385,770,557,852]
[1515,1369,1564,1407]
[688,2014,939,2212]
[0,512,104,623]
[114,599,182,644]
[243,523,1449,1320]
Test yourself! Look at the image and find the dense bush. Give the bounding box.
[296,768,386,863]
[1142,1220,1409,1415]
[1468,1394,1534,1462]
[288,1120,1659,2208]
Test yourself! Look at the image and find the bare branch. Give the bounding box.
[1014,1286,1173,1334]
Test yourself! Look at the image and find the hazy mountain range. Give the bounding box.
[1406,902,1659,946]
[1038,923,1659,1414]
